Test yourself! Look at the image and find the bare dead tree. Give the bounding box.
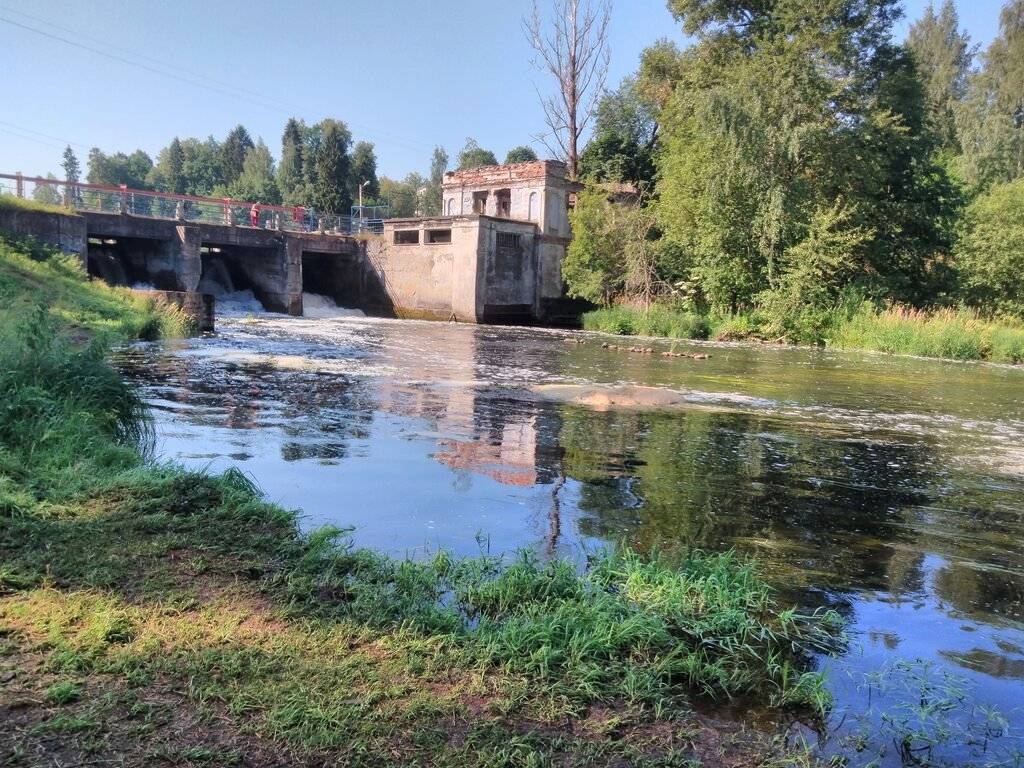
[524,0,612,179]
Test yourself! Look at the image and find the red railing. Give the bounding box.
[0,172,353,234]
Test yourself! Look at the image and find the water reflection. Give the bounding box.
[116,315,1024,764]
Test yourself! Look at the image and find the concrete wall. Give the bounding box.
[0,208,87,263]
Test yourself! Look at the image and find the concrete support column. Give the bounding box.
[284,238,303,315]
[171,226,202,292]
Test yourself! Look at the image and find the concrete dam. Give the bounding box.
[1,160,585,327]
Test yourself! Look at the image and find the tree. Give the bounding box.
[564,185,657,305]
[60,145,80,183]
[152,136,223,196]
[278,118,306,204]
[456,138,498,170]
[32,173,61,205]
[310,119,352,213]
[163,138,186,194]
[956,178,1024,315]
[220,140,281,204]
[348,141,379,204]
[86,148,153,188]
[220,125,254,185]
[907,0,974,152]
[380,173,425,218]
[956,0,1024,187]
[578,76,658,184]
[505,146,539,164]
[423,146,448,215]
[651,0,959,312]
[524,0,612,178]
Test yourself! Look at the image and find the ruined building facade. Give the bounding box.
[366,160,581,323]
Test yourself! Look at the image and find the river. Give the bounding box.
[116,312,1024,766]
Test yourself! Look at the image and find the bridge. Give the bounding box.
[1,173,368,317]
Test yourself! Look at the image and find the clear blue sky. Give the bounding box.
[0,0,1005,182]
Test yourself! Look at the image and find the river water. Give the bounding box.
[116,312,1024,765]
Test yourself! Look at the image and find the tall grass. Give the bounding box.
[831,304,1024,363]
[282,527,843,712]
[0,308,150,508]
[581,302,1024,363]
[0,192,76,216]
[582,304,712,339]
[0,232,193,340]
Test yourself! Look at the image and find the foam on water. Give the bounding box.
[216,289,266,315]
[302,292,366,319]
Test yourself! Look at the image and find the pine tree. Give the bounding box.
[310,119,352,214]
[61,145,81,205]
[907,0,974,151]
[220,125,254,185]
[166,138,186,194]
[61,145,80,183]
[278,118,305,204]
[348,141,379,205]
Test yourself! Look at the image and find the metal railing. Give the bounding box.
[0,172,358,235]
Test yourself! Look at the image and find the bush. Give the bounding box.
[956,178,1024,317]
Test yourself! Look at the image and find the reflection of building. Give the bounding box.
[368,161,582,324]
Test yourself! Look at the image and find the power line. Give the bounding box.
[0,10,436,154]
[0,119,88,149]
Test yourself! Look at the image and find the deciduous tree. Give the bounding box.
[524,0,612,178]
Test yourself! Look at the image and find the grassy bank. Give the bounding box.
[0,242,844,765]
[0,193,74,216]
[0,232,193,340]
[583,304,1024,364]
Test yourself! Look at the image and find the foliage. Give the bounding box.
[504,145,538,164]
[578,76,658,184]
[564,186,659,305]
[422,145,449,215]
[379,173,425,218]
[906,0,974,152]
[956,0,1024,188]
[348,140,379,203]
[277,117,306,205]
[309,119,352,214]
[60,146,80,184]
[218,140,281,205]
[756,202,872,344]
[456,138,498,170]
[219,124,254,185]
[955,178,1024,316]
[581,301,1024,363]
[31,174,61,206]
[149,136,223,196]
[86,147,154,189]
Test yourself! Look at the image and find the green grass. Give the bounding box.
[0,231,194,340]
[582,303,1024,364]
[0,292,844,765]
[0,193,76,216]
[830,305,1024,364]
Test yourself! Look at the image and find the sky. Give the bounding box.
[0,0,1007,182]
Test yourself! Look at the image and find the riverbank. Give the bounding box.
[582,304,1024,364]
[0,241,844,765]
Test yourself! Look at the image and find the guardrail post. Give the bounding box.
[15,172,23,198]
[119,184,128,215]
